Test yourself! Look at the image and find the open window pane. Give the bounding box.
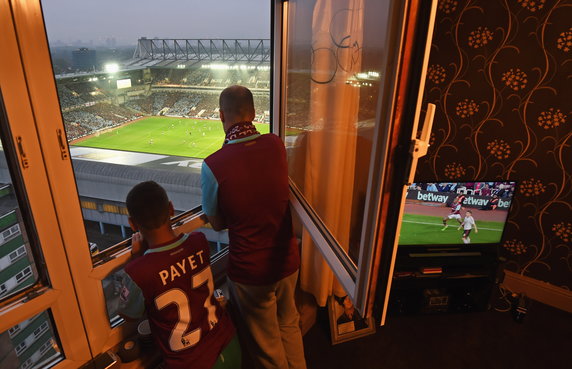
[285,0,392,265]
[280,0,438,318]
[41,0,271,256]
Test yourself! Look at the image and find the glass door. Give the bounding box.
[275,0,437,321]
[0,1,91,367]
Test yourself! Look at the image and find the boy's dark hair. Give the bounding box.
[126,181,170,230]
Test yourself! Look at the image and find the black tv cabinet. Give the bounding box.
[389,245,500,314]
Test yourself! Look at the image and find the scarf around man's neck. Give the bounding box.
[224,121,260,145]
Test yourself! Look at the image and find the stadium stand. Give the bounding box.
[83,103,141,124]
[56,65,271,142]
[57,86,85,108]
[124,95,153,115]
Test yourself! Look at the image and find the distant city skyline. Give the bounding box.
[42,0,270,46]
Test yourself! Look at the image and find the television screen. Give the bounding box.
[398,181,516,246]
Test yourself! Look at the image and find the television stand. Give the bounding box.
[389,245,499,314]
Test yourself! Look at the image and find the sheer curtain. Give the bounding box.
[297,0,364,306]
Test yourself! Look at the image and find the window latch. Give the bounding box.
[16,136,29,169]
[57,129,69,160]
[407,103,435,185]
[23,288,45,303]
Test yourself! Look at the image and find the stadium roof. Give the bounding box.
[132,38,271,64]
[70,148,202,211]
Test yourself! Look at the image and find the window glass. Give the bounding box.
[285,0,390,264]
[0,310,64,369]
[41,0,270,256]
[0,152,40,301]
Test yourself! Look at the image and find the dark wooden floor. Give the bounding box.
[302,300,572,369]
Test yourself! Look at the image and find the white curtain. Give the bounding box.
[299,0,364,306]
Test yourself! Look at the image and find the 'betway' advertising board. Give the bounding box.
[406,190,511,210]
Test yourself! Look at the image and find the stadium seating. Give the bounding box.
[57,86,85,108]
[57,65,271,142]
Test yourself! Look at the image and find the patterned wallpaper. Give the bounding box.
[416,0,572,289]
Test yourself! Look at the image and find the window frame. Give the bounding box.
[0,1,93,367]
[9,0,256,357]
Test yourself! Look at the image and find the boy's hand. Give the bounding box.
[131,232,148,258]
[475,229,478,233]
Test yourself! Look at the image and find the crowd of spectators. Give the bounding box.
[124,97,153,115]
[62,103,141,140]
[56,65,271,141]
[188,92,219,117]
[409,182,515,198]
[169,95,201,116]
[121,90,268,122]
[83,103,141,124]
[151,68,270,89]
[63,121,91,140]
[57,87,84,108]
[63,110,116,139]
[67,82,98,94]
[57,82,110,108]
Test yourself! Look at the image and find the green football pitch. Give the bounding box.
[73,116,270,159]
[398,213,504,245]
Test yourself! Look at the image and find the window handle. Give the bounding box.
[407,103,435,184]
[56,129,69,160]
[16,136,29,169]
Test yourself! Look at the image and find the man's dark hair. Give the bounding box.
[219,85,255,120]
[126,181,170,230]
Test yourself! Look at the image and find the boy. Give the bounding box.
[458,210,478,244]
[118,181,239,369]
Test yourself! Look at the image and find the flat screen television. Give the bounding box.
[398,181,517,246]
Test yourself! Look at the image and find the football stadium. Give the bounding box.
[51,38,278,250]
[59,39,273,158]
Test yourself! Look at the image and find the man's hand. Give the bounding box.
[207,214,228,232]
[131,232,148,258]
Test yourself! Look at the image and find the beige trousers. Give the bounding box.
[227,271,307,369]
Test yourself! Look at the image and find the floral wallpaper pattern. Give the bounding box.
[417,0,572,289]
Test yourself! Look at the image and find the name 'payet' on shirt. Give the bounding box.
[158,249,206,285]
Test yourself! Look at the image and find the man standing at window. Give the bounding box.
[201,85,306,369]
